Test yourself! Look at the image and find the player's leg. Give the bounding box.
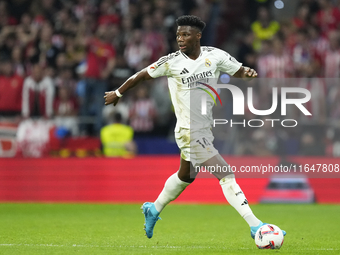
[142,157,198,238]
[202,154,261,227]
[202,154,286,238]
[154,157,198,213]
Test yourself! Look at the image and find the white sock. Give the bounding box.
[154,172,190,213]
[220,175,261,227]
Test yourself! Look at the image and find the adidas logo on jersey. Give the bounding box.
[180,68,189,75]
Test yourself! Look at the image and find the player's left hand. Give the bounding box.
[244,67,257,78]
[104,91,120,106]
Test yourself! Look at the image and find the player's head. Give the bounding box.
[176,15,206,55]
[114,112,123,123]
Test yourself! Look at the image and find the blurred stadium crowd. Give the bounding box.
[0,0,340,157]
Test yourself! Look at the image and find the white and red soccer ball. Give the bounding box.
[255,224,284,249]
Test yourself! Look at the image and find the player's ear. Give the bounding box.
[196,32,202,40]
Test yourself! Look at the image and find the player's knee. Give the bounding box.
[177,171,195,183]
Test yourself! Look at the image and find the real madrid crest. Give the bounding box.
[205,58,211,67]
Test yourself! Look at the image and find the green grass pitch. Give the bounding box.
[0,204,339,254]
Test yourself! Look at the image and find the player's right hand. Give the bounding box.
[104,91,120,106]
[243,67,257,78]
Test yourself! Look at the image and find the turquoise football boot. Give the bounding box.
[141,202,161,238]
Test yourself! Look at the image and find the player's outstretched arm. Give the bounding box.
[104,68,153,106]
[233,66,257,79]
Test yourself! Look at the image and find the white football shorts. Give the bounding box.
[175,127,219,167]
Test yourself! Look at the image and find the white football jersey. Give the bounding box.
[147,46,242,132]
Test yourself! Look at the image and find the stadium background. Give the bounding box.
[0,0,340,204]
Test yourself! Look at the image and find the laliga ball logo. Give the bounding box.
[255,224,284,249]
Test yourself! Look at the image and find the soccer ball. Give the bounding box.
[254,224,284,249]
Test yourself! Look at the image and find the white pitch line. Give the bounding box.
[0,244,247,249]
[0,244,338,251]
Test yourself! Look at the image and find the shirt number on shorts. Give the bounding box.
[196,138,211,148]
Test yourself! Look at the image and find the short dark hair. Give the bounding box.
[176,15,206,32]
